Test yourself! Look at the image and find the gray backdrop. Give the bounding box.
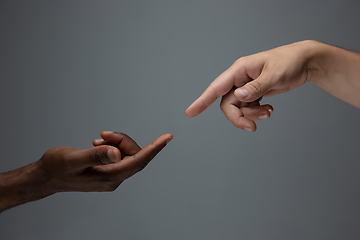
[1,0,360,239]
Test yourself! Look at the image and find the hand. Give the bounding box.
[38,131,173,192]
[0,131,172,212]
[185,40,317,131]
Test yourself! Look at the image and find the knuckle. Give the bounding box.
[234,57,245,65]
[117,132,130,140]
[91,150,106,165]
[248,81,262,93]
[209,84,221,99]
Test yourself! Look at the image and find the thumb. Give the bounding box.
[234,74,274,102]
[69,146,121,169]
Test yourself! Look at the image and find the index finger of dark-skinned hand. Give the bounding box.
[123,133,173,177]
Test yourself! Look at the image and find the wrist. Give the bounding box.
[26,161,57,196]
[303,40,360,83]
[294,40,330,84]
[300,40,360,108]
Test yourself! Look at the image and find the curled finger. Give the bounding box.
[220,92,257,132]
[240,104,273,121]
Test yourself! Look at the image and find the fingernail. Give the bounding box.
[236,88,249,98]
[268,108,273,113]
[244,127,253,132]
[107,149,118,163]
[103,131,114,134]
[94,139,104,143]
[259,114,269,120]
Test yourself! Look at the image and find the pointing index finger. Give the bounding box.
[117,133,173,177]
[185,62,247,117]
[132,133,173,167]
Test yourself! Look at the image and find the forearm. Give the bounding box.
[0,162,54,212]
[307,40,360,108]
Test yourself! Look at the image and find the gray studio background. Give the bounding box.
[1,0,360,239]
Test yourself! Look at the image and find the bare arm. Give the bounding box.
[0,131,172,212]
[186,40,360,131]
[0,162,54,212]
[307,42,360,107]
